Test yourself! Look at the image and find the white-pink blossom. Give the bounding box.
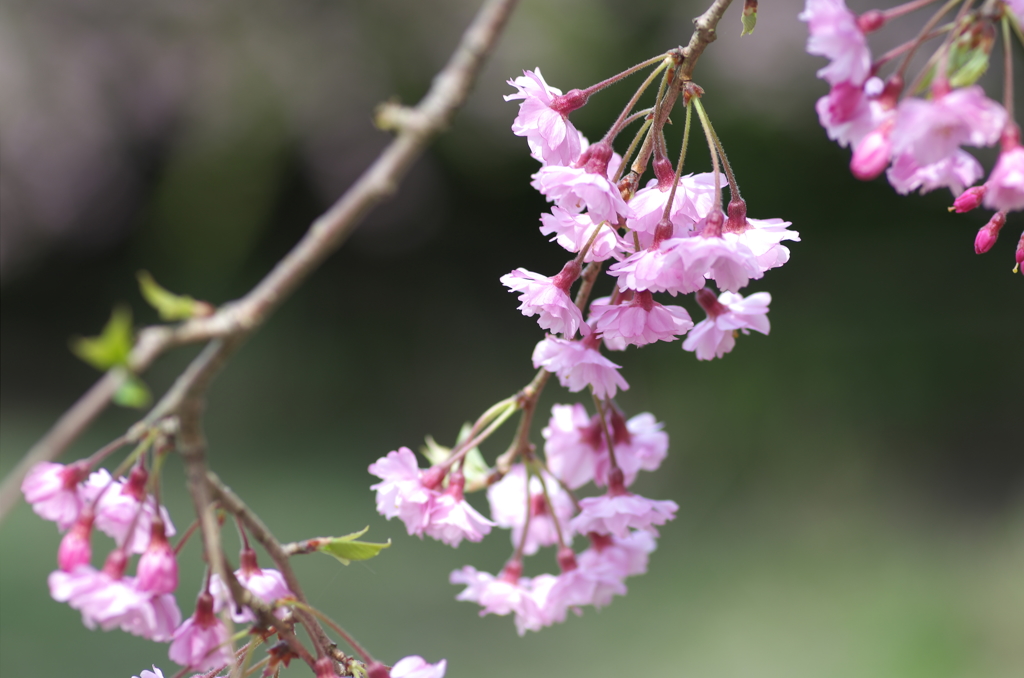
[169,593,233,671]
[505,69,584,166]
[368,447,439,537]
[891,87,1006,167]
[886,149,983,196]
[133,667,164,678]
[532,336,629,399]
[500,267,588,337]
[487,464,575,555]
[682,289,772,360]
[983,145,1024,212]
[450,565,554,635]
[589,291,693,349]
[570,493,678,538]
[579,530,658,579]
[22,461,90,530]
[391,656,448,678]
[81,469,176,554]
[542,403,598,489]
[624,177,707,236]
[539,207,626,262]
[800,0,872,86]
[210,548,295,623]
[544,558,627,622]
[424,489,496,548]
[531,164,632,224]
[607,239,707,296]
[815,79,886,148]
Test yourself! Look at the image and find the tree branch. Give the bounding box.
[679,0,736,80]
[0,0,521,525]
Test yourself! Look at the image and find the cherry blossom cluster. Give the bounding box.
[802,0,1024,272]
[369,52,797,636]
[23,444,442,677]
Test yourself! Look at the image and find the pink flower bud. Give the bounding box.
[851,121,893,180]
[551,259,582,291]
[550,88,589,116]
[952,186,986,213]
[974,212,1006,254]
[557,546,578,573]
[1016,232,1024,275]
[123,465,148,501]
[58,512,94,571]
[136,520,178,594]
[726,198,748,233]
[499,559,523,583]
[651,218,674,248]
[580,141,613,176]
[857,9,885,33]
[695,288,727,318]
[315,657,339,678]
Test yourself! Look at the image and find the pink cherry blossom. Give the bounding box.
[607,239,707,296]
[539,207,626,262]
[487,464,575,555]
[974,212,1005,254]
[851,119,895,180]
[542,403,598,489]
[210,554,294,624]
[505,69,584,166]
[391,656,448,678]
[22,461,90,530]
[500,267,588,337]
[591,411,670,488]
[532,336,629,399]
[886,149,983,196]
[800,0,872,86]
[169,592,233,671]
[81,469,176,554]
[368,447,440,537]
[589,291,693,349]
[683,289,771,360]
[531,164,632,225]
[135,520,178,595]
[133,667,164,678]
[724,216,801,275]
[983,145,1024,212]
[424,489,495,548]
[674,230,762,293]
[624,177,704,236]
[891,87,1006,167]
[570,493,678,538]
[58,512,94,571]
[450,564,554,635]
[580,530,658,579]
[815,79,886,148]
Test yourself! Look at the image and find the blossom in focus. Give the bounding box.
[800,0,872,86]
[391,656,448,678]
[607,240,708,296]
[531,164,632,224]
[983,144,1024,212]
[532,336,629,399]
[500,267,588,337]
[505,69,584,166]
[22,461,89,530]
[569,493,678,538]
[539,208,626,262]
[169,592,233,671]
[589,291,693,349]
[487,464,575,555]
[682,289,771,361]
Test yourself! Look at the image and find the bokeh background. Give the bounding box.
[1,0,1022,676]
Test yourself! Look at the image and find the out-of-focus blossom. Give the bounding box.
[390,656,448,678]
[570,493,678,538]
[169,592,233,671]
[22,461,90,530]
[983,145,1024,212]
[487,464,574,555]
[800,0,872,86]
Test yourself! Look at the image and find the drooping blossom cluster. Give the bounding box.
[368,50,798,637]
[802,0,1024,273]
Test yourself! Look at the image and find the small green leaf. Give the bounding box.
[71,306,134,370]
[318,527,391,565]
[949,49,990,88]
[741,10,757,36]
[137,270,208,321]
[113,372,152,409]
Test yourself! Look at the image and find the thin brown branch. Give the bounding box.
[0,0,521,525]
[679,0,737,81]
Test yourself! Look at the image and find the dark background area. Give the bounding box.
[1,1,1022,676]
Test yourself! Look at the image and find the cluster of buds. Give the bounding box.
[802,0,1024,272]
[369,50,798,636]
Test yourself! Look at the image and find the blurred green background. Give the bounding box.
[1,1,1022,677]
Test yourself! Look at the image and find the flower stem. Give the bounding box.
[692,97,723,210]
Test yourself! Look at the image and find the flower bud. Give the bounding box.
[499,559,523,583]
[851,121,893,180]
[556,546,578,573]
[315,657,339,678]
[136,519,178,594]
[550,89,589,116]
[726,198,748,233]
[857,10,885,33]
[951,186,986,213]
[974,212,1006,254]
[653,157,675,189]
[58,511,94,571]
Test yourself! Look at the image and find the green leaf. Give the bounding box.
[113,372,152,409]
[318,527,391,565]
[741,10,757,36]
[70,306,134,370]
[948,49,990,88]
[137,270,208,321]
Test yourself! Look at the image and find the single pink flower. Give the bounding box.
[580,530,658,579]
[974,212,1006,254]
[531,145,632,224]
[815,79,886,148]
[58,512,94,572]
[952,185,987,213]
[589,291,693,349]
[500,265,588,337]
[570,492,678,538]
[851,119,894,180]
[607,239,707,296]
[886,150,983,196]
[891,87,1006,167]
[486,464,575,556]
[132,667,165,678]
[210,547,295,623]
[800,0,872,86]
[543,548,627,623]
[722,215,801,276]
[391,656,448,678]
[624,177,707,236]
[682,289,771,361]
[135,520,178,595]
[81,469,176,554]
[169,592,234,671]
[22,461,90,530]
[541,403,598,489]
[539,207,626,262]
[505,69,585,166]
[368,447,440,537]
[424,477,495,548]
[532,336,629,399]
[591,410,670,488]
[983,145,1024,212]
[450,563,550,636]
